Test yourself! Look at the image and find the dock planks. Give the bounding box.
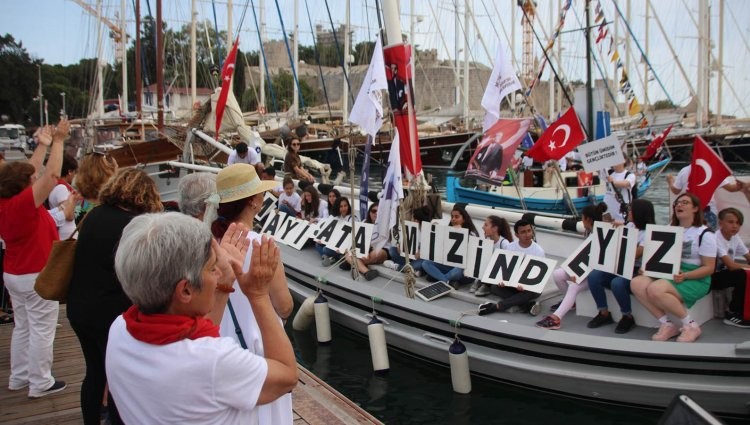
[0,307,381,425]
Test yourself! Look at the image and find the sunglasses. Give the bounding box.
[291,143,300,146]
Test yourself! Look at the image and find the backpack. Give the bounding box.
[608,169,638,201]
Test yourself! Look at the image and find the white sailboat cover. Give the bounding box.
[481,43,521,132]
[372,131,404,251]
[349,35,388,137]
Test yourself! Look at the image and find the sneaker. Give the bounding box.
[382,260,399,271]
[28,380,67,398]
[414,270,425,277]
[723,312,750,329]
[535,315,561,330]
[469,280,481,293]
[448,280,461,290]
[651,322,680,341]
[478,302,500,316]
[586,312,614,329]
[339,261,352,271]
[676,325,702,343]
[614,314,636,334]
[321,256,335,267]
[475,284,491,297]
[364,270,379,281]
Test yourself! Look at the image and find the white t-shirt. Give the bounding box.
[106,316,268,425]
[220,232,293,425]
[302,201,329,222]
[228,145,262,165]
[278,192,302,214]
[603,169,636,222]
[508,240,545,258]
[48,183,76,239]
[493,237,511,250]
[673,165,732,215]
[716,231,749,271]
[681,225,717,266]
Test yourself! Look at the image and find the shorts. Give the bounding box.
[669,262,710,308]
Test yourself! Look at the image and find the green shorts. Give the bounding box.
[668,262,710,308]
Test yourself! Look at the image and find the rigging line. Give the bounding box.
[248,0,278,114]
[450,0,489,105]
[569,5,623,118]
[272,0,306,111]
[374,0,385,44]
[726,0,750,60]
[322,0,355,106]
[426,1,463,95]
[520,4,574,107]
[242,51,260,109]
[211,0,223,67]
[303,0,334,120]
[233,0,251,38]
[611,0,673,105]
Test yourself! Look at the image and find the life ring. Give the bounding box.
[258,106,266,115]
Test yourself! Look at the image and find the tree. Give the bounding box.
[0,34,39,124]
[267,70,318,113]
[653,99,676,110]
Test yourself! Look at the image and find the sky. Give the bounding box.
[3,0,750,119]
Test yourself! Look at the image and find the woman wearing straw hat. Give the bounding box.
[209,163,294,424]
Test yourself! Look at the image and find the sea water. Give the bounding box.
[287,165,748,424]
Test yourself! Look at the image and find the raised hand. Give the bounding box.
[36,126,54,147]
[232,235,280,299]
[53,119,71,142]
[219,222,251,266]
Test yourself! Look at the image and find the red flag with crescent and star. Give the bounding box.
[639,124,673,161]
[215,38,240,136]
[687,136,731,209]
[527,107,586,162]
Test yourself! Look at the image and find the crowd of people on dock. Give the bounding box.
[1,118,749,425]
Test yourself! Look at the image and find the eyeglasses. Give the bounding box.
[291,143,300,146]
[674,200,692,206]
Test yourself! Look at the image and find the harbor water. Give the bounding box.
[285,165,750,424]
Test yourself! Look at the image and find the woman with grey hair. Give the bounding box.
[177,172,218,222]
[106,212,297,424]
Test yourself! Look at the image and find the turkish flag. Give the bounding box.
[687,136,731,209]
[215,38,240,136]
[527,107,586,162]
[640,124,673,161]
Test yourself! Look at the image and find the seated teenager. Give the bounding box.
[478,220,546,315]
[318,196,355,265]
[711,208,750,328]
[582,200,655,334]
[535,203,607,330]
[630,193,717,343]
[474,215,514,296]
[106,213,297,424]
[300,186,328,224]
[341,203,384,281]
[420,204,479,288]
[386,205,433,275]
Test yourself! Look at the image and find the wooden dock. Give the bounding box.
[0,307,382,425]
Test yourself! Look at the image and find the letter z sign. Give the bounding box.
[641,224,683,280]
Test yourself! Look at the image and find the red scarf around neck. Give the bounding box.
[123,305,219,345]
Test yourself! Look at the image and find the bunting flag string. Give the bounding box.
[593,0,647,126]
[524,0,573,97]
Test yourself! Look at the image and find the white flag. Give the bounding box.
[349,35,388,137]
[372,131,404,251]
[481,43,521,132]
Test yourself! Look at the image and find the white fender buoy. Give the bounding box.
[449,338,471,394]
[367,315,390,373]
[313,294,332,344]
[292,296,316,331]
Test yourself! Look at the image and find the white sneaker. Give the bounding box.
[475,284,491,297]
[383,260,399,270]
[469,280,481,293]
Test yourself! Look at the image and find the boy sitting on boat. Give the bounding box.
[711,207,750,328]
[478,220,546,315]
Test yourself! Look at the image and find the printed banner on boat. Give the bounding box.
[577,135,624,172]
[466,118,531,185]
[384,43,422,177]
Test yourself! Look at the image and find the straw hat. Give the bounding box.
[216,163,278,203]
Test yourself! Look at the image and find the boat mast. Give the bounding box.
[697,0,709,127]
[643,0,649,107]
[463,0,470,127]
[135,0,142,119]
[410,0,416,108]
[260,0,266,110]
[191,0,197,107]
[294,0,300,120]
[454,3,460,106]
[585,0,593,136]
[342,0,350,124]
[95,0,105,118]
[121,0,128,113]
[227,0,233,48]
[156,0,164,129]
[549,0,555,119]
[716,0,724,125]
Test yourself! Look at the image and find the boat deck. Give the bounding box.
[0,307,382,425]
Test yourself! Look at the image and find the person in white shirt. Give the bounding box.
[711,208,750,328]
[106,212,297,425]
[603,159,637,223]
[631,192,718,343]
[300,186,328,223]
[47,154,79,239]
[277,177,301,217]
[666,164,744,230]
[478,220,546,314]
[227,142,261,166]
[473,215,514,296]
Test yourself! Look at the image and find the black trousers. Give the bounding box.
[490,286,540,311]
[711,269,749,317]
[69,321,124,425]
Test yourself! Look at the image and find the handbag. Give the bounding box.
[34,215,87,302]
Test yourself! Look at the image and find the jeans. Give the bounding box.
[387,246,423,272]
[4,272,58,394]
[278,204,298,217]
[421,261,463,282]
[587,269,632,314]
[315,242,340,260]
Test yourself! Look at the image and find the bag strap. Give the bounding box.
[67,205,95,241]
[226,299,248,349]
